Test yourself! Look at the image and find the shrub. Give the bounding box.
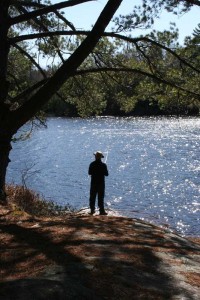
[5,184,75,217]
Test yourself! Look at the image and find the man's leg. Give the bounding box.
[89,185,97,214]
[98,186,107,215]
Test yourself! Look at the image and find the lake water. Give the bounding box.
[7,117,200,236]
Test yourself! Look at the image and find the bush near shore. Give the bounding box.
[5,184,74,217]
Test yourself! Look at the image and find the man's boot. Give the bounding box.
[90,208,95,215]
[99,208,107,215]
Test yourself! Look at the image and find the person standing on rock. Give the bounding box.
[88,151,108,215]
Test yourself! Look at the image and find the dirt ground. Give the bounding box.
[0,205,200,299]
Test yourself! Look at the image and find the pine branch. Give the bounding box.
[10,30,200,75]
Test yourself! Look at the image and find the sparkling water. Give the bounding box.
[8,117,200,236]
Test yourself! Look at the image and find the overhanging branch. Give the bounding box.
[9,0,93,26]
[74,67,200,99]
[183,0,200,7]
[104,32,200,75]
[13,44,47,77]
[10,30,200,75]
[12,0,76,31]
[11,0,123,129]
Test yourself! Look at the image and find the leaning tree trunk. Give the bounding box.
[0,133,12,203]
[0,1,12,203]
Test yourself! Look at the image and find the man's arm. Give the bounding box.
[88,163,93,175]
[104,164,109,176]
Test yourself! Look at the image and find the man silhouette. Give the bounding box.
[88,151,108,215]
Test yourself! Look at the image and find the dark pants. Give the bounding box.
[89,183,105,212]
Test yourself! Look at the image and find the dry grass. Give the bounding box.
[5,184,74,217]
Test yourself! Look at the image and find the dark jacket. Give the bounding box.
[88,160,108,186]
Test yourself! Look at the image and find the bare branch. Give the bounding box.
[54,10,76,31]
[13,44,47,77]
[11,1,45,8]
[12,0,76,31]
[183,0,200,7]
[15,5,65,63]
[134,42,156,74]
[9,30,89,44]
[9,0,94,26]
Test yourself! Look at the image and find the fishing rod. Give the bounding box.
[104,151,109,164]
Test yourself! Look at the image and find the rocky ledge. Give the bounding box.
[0,206,200,299]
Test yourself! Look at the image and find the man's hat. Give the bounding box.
[94,151,104,158]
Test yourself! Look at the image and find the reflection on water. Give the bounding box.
[7,117,200,236]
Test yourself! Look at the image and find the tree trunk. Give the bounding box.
[0,0,10,102]
[0,130,12,203]
[0,1,11,203]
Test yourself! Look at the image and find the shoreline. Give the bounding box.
[76,206,200,240]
